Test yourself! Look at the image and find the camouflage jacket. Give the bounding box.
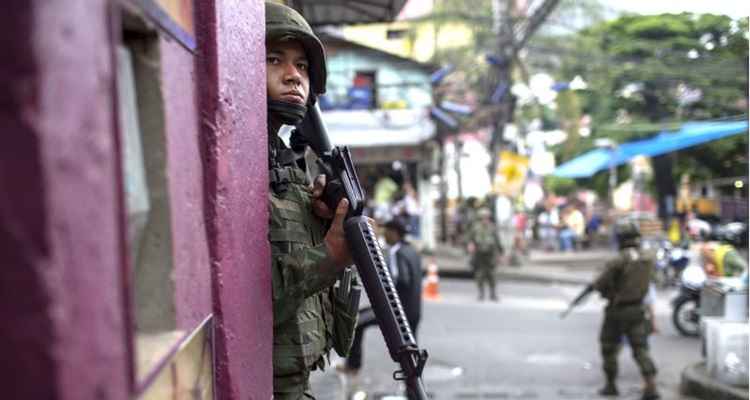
[469,222,503,257]
[593,247,654,306]
[268,134,341,380]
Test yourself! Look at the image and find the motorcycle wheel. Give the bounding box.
[672,297,700,337]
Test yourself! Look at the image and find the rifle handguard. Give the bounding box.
[344,216,429,399]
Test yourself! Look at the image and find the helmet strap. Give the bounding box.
[268,99,307,126]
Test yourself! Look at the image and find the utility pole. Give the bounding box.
[488,0,561,178]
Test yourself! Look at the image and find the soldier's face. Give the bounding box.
[266,39,310,105]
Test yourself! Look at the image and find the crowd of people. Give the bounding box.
[452,195,606,259]
[366,168,423,240]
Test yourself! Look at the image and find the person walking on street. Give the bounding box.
[265,2,360,398]
[338,219,423,379]
[467,208,504,301]
[591,220,660,400]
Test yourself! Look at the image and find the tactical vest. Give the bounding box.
[473,224,498,255]
[269,136,335,378]
[610,247,653,306]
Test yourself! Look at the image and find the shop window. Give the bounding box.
[349,71,377,110]
[117,9,213,398]
[386,29,407,40]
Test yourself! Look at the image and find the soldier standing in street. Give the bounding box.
[592,220,660,400]
[467,208,504,301]
[265,2,360,398]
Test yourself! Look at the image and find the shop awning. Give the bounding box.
[553,120,749,178]
[287,0,408,26]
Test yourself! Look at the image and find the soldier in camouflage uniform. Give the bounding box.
[467,208,504,301]
[265,2,359,398]
[592,220,659,400]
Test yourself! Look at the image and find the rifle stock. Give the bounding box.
[300,103,429,399]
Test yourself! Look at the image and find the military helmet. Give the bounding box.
[265,1,327,96]
[615,219,641,247]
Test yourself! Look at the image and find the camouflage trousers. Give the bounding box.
[273,372,315,400]
[599,304,657,380]
[473,261,497,299]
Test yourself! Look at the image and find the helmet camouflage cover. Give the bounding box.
[615,219,641,246]
[265,1,327,96]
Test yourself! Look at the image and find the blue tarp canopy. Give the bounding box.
[553,120,749,178]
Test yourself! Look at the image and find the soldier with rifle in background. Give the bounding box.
[562,220,659,400]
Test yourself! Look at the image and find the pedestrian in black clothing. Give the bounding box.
[338,218,423,373]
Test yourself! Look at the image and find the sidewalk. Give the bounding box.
[426,245,608,286]
[681,362,749,400]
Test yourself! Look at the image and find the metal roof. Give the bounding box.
[287,0,408,26]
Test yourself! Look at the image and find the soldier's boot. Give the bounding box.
[641,376,660,400]
[490,291,499,302]
[598,374,618,396]
[598,383,618,396]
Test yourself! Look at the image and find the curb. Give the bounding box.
[680,362,749,400]
[437,268,591,286]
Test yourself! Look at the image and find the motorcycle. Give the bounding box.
[650,239,690,288]
[671,262,707,337]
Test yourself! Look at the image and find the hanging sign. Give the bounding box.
[493,151,529,196]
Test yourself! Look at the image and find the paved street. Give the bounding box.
[312,278,701,400]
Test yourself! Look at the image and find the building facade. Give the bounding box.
[317,34,438,247]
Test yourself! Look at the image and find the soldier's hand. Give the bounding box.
[467,242,476,254]
[325,198,353,268]
[311,174,334,219]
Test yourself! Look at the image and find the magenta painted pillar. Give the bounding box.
[195,1,273,399]
[0,1,130,399]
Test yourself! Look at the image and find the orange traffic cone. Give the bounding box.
[422,258,441,301]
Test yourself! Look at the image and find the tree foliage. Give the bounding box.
[537,12,748,186]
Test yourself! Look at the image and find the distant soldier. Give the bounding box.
[467,208,504,301]
[458,197,479,248]
[592,220,659,400]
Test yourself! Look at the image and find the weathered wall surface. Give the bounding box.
[1,0,271,398]
[160,37,213,331]
[0,1,130,399]
[195,0,272,398]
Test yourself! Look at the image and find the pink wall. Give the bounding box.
[0,1,131,399]
[160,37,213,330]
[2,1,271,399]
[195,1,273,399]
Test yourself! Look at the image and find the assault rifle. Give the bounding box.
[299,102,429,400]
[560,284,594,319]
